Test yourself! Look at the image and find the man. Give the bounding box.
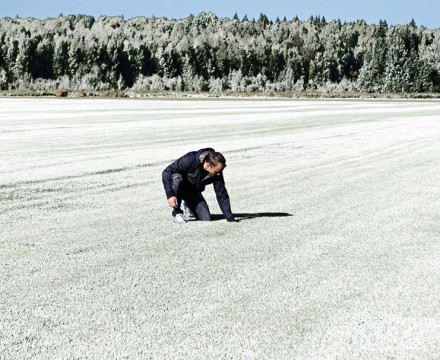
[162,148,235,223]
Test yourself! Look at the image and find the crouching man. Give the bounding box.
[162,148,235,224]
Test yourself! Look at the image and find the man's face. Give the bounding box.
[204,162,224,176]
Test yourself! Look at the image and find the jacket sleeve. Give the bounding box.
[213,175,235,222]
[162,152,194,199]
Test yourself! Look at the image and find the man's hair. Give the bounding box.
[205,152,226,168]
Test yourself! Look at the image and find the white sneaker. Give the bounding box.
[183,206,196,221]
[173,213,186,224]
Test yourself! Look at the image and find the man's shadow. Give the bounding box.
[211,212,292,222]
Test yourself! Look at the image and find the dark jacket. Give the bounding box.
[162,148,234,221]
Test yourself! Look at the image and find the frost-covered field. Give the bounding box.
[1,98,440,359]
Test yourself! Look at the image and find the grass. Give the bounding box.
[1,98,440,359]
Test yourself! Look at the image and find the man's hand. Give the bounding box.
[167,196,178,208]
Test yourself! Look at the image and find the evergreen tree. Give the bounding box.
[383,35,409,92]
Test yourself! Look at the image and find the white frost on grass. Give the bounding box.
[1,98,440,359]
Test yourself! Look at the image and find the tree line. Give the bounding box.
[0,13,439,94]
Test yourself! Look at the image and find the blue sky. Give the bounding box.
[1,0,439,29]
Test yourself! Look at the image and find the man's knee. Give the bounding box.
[198,213,211,221]
[196,202,211,221]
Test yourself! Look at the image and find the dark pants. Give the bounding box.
[171,173,211,221]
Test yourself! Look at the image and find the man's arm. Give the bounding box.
[162,152,194,199]
[213,175,235,222]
